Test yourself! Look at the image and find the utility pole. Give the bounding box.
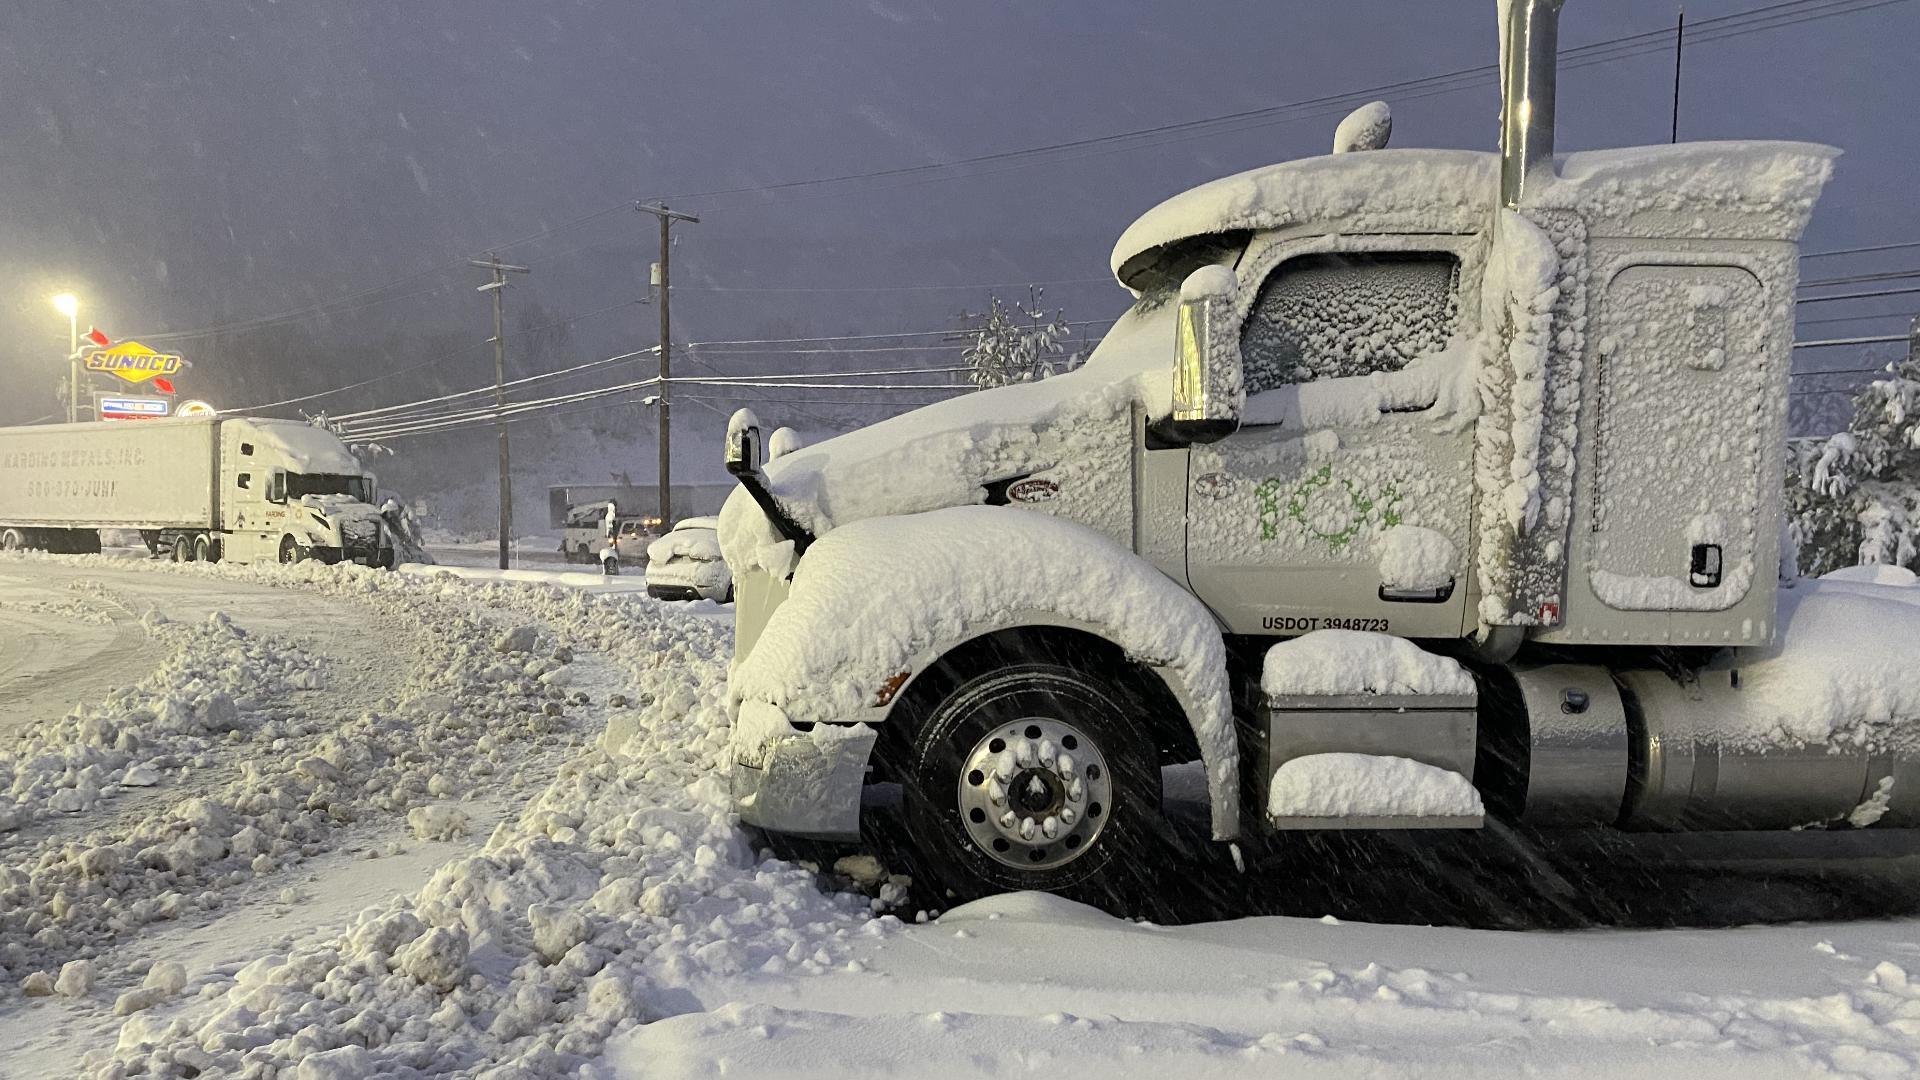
[468,252,530,570]
[636,202,698,531]
[1670,6,1685,144]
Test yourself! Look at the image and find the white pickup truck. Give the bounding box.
[714,0,1920,904]
[0,415,398,567]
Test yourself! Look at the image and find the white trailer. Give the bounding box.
[714,0,1920,905]
[0,416,397,567]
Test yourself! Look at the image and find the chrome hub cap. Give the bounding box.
[956,717,1112,871]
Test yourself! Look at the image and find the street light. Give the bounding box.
[51,293,80,422]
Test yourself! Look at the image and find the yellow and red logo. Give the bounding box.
[86,341,183,386]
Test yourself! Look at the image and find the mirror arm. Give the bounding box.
[727,432,814,555]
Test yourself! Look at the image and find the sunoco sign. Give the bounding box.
[85,341,183,386]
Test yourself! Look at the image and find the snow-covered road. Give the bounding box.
[4,554,1920,1079]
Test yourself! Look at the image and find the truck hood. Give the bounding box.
[297,494,383,534]
[718,296,1177,577]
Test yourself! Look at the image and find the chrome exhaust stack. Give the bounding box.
[1499,0,1567,208]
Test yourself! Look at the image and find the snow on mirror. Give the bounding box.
[1155,264,1242,445]
[724,407,763,476]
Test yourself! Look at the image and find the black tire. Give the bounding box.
[172,536,194,563]
[278,535,302,564]
[0,529,23,552]
[194,534,215,563]
[898,662,1161,908]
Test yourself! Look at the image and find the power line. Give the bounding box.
[1799,267,1920,289]
[131,0,1898,347]
[1797,285,1920,306]
[342,377,662,441]
[675,378,974,390]
[223,300,642,414]
[1793,333,1910,348]
[1796,310,1915,328]
[679,277,1114,294]
[675,365,973,381]
[329,349,651,423]
[688,318,1116,348]
[1803,239,1920,259]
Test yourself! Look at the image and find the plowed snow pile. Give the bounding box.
[52,562,885,1079]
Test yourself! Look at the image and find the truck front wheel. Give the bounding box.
[278,536,303,564]
[900,662,1161,907]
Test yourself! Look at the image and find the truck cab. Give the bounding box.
[711,1,1912,906]
[210,418,392,566]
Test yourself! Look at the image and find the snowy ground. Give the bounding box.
[4,554,1920,1078]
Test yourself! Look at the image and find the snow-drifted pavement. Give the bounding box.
[0,555,884,1079]
[613,891,1920,1080]
[6,555,1920,1078]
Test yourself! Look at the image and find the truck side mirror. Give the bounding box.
[266,469,287,504]
[725,408,764,477]
[1154,266,1243,446]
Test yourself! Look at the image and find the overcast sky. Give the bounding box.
[1,0,1914,427]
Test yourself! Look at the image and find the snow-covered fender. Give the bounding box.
[729,505,1240,840]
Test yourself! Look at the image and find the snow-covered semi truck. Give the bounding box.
[717,0,1920,901]
[0,416,398,567]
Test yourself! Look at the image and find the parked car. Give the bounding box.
[645,516,731,601]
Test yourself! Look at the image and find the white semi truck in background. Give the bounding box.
[716,0,1920,904]
[0,415,400,567]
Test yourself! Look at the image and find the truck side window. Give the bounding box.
[237,473,251,490]
[239,442,254,456]
[1240,251,1460,395]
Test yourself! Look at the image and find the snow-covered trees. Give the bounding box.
[1787,355,1920,576]
[960,292,1078,390]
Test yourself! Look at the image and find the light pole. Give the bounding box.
[52,294,79,422]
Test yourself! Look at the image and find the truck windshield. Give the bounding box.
[286,473,371,502]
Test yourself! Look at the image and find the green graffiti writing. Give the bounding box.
[1254,478,1284,540]
[1268,465,1403,553]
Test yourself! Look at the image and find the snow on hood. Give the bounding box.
[718,297,1177,576]
[647,525,721,564]
[1112,142,1835,287]
[296,494,381,526]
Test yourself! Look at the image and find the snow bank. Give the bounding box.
[1823,564,1919,587]
[730,507,1239,838]
[1,563,599,1013]
[1262,630,1474,697]
[397,562,655,593]
[0,609,319,837]
[608,888,1920,1080]
[63,557,884,1078]
[1267,753,1483,819]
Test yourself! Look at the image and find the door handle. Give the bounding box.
[1379,578,1456,604]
